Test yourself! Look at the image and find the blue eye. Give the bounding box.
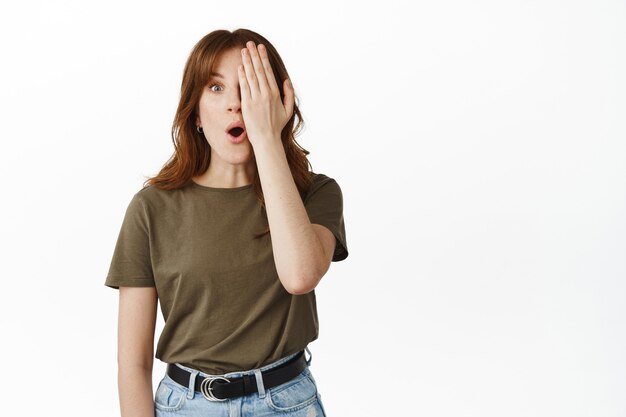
[209,83,223,92]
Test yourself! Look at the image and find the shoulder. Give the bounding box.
[305,171,342,202]
[130,185,155,208]
[308,171,339,188]
[129,184,179,214]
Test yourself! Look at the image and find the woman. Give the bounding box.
[105,28,348,417]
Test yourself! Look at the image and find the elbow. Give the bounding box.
[280,256,329,295]
[288,283,312,295]
[288,283,313,295]
[285,271,323,295]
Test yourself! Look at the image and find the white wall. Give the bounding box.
[0,0,624,416]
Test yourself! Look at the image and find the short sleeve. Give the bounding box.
[104,192,156,289]
[304,174,349,262]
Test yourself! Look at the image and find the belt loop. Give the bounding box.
[305,346,312,366]
[253,369,266,398]
[187,369,199,399]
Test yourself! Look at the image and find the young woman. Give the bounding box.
[104,28,348,417]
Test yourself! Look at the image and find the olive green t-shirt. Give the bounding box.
[104,171,348,375]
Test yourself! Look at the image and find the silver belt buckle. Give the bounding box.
[200,376,230,401]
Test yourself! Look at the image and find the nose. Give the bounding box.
[228,86,242,113]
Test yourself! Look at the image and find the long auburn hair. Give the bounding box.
[143,28,313,238]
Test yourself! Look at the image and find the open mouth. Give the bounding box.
[228,127,244,137]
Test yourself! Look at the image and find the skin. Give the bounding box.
[192,46,257,188]
[193,40,337,294]
[115,41,338,415]
[117,286,157,417]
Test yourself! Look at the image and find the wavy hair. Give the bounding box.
[143,28,313,238]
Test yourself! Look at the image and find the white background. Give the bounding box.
[0,0,624,416]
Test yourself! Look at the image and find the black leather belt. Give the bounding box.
[166,350,307,401]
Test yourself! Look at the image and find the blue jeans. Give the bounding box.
[154,347,328,416]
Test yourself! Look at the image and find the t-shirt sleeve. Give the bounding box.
[104,192,156,289]
[304,175,349,262]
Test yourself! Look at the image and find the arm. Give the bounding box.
[238,42,334,294]
[254,142,334,295]
[117,286,158,417]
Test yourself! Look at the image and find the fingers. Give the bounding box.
[241,42,267,99]
[240,41,295,123]
[238,62,250,102]
[257,44,279,94]
[242,41,285,100]
[283,78,295,119]
[240,46,257,99]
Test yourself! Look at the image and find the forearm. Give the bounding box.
[253,139,324,294]
[119,365,155,417]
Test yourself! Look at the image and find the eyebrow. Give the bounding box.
[210,72,225,79]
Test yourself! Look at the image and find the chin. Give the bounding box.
[226,150,254,164]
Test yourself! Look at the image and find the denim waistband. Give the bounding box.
[172,347,311,380]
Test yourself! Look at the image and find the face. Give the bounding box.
[195,47,255,170]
